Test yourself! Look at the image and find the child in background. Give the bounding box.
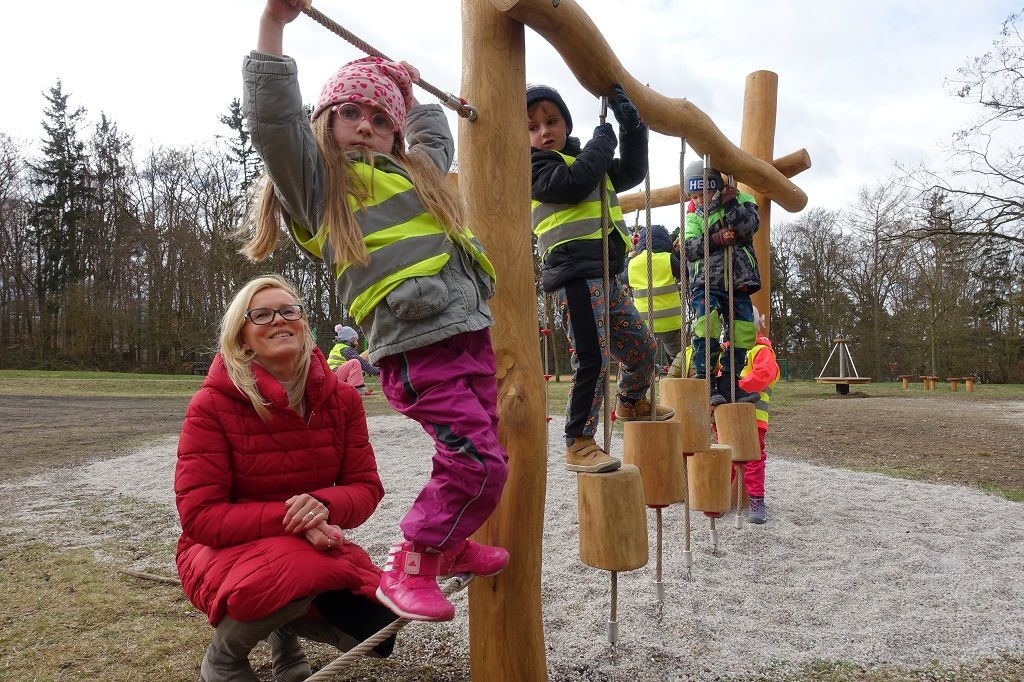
[242,0,508,623]
[736,306,780,523]
[328,325,378,395]
[626,224,684,368]
[528,83,673,474]
[682,161,761,406]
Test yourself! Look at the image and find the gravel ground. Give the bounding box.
[2,415,1023,680]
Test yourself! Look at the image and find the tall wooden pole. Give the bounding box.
[737,71,778,336]
[461,2,549,680]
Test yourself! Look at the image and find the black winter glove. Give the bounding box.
[592,122,617,147]
[610,84,642,130]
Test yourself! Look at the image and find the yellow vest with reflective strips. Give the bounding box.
[291,161,496,324]
[741,343,780,424]
[531,151,631,260]
[627,252,681,332]
[327,342,351,370]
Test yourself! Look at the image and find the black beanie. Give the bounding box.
[526,83,573,134]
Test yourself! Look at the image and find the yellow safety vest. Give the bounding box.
[627,252,682,333]
[531,151,630,261]
[741,343,780,425]
[291,161,496,324]
[327,342,351,370]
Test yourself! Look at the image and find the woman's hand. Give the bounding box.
[265,0,306,24]
[304,522,345,551]
[283,493,329,534]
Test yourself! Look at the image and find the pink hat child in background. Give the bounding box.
[311,56,419,148]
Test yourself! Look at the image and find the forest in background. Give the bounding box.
[1,12,1022,381]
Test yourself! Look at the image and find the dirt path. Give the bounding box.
[770,395,1024,491]
[0,395,190,479]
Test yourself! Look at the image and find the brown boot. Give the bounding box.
[565,437,621,473]
[615,396,674,421]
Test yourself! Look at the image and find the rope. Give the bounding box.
[701,157,712,394]
[642,169,657,415]
[306,575,473,680]
[598,97,612,454]
[118,569,180,586]
[725,175,737,403]
[678,139,689,361]
[301,6,477,121]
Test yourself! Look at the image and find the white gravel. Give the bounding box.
[2,415,1023,680]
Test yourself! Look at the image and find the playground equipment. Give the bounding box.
[816,337,872,395]
[289,0,810,677]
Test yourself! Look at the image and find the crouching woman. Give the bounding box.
[175,275,395,681]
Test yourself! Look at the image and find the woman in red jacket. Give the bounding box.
[175,275,395,682]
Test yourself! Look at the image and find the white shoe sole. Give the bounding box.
[374,586,454,622]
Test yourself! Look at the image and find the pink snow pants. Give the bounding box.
[377,329,508,551]
[334,358,365,387]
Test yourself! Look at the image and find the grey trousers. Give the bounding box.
[655,330,685,368]
[200,596,363,682]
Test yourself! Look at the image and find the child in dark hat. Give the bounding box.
[527,83,674,474]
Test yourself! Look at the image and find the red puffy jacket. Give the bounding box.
[175,348,385,625]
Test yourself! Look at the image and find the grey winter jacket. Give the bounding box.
[682,192,761,294]
[242,51,494,364]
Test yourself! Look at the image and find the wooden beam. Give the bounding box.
[490,0,808,212]
[461,2,549,680]
[618,148,811,214]
[738,71,778,337]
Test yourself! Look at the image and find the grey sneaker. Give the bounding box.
[747,496,767,524]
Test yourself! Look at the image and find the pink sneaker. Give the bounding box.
[375,542,454,622]
[441,540,509,578]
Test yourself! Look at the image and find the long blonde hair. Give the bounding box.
[241,112,468,266]
[219,275,315,420]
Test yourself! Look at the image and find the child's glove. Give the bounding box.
[609,84,642,130]
[711,229,736,247]
[719,184,739,206]
[592,122,617,147]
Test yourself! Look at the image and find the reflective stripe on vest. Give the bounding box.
[291,161,495,323]
[742,343,779,424]
[531,151,631,258]
[628,252,682,332]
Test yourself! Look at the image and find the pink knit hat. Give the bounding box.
[312,56,415,145]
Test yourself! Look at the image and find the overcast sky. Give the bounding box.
[3,1,1016,227]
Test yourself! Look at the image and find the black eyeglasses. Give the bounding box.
[245,304,304,325]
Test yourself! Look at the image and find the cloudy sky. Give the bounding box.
[3,1,1016,227]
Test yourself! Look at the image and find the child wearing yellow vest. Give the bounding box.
[736,307,780,523]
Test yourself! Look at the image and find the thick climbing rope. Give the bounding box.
[642,169,657,414]
[678,139,689,357]
[306,575,474,680]
[598,97,613,456]
[301,5,477,121]
[701,157,712,397]
[725,175,738,403]
[677,138,693,578]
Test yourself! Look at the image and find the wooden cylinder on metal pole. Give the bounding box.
[623,420,686,507]
[578,465,649,571]
[738,71,778,337]
[660,377,711,453]
[715,403,760,462]
[461,2,547,679]
[687,443,732,514]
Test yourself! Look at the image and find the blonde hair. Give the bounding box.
[241,111,469,266]
[219,275,315,421]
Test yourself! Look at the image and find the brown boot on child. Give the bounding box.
[564,437,621,473]
[614,396,674,421]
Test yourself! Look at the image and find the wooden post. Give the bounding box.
[738,71,778,337]
[898,375,911,389]
[965,377,976,393]
[461,2,548,679]
[948,378,960,392]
